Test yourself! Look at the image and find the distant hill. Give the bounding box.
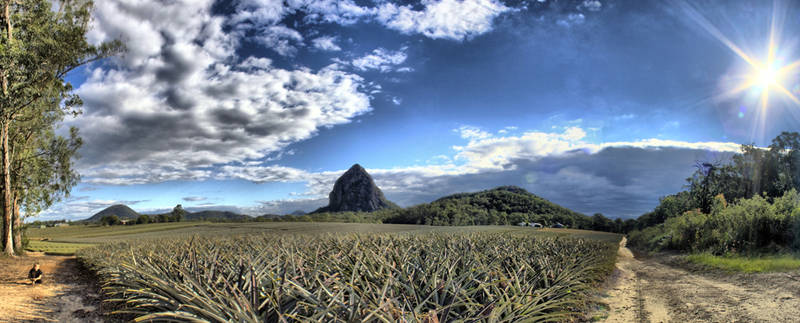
[380,186,590,227]
[84,205,251,222]
[185,210,250,221]
[313,164,398,213]
[85,204,140,222]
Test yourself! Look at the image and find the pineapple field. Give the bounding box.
[77,230,619,322]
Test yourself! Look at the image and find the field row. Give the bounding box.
[78,231,619,322]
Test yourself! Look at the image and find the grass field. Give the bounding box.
[27,222,622,255]
[687,253,800,273]
[25,240,96,255]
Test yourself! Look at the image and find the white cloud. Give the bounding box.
[579,0,602,12]
[311,35,341,51]
[557,13,585,27]
[73,0,371,186]
[292,0,375,25]
[252,25,304,56]
[456,125,492,140]
[351,47,408,72]
[228,0,512,42]
[375,0,511,40]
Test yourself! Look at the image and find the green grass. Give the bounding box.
[25,240,96,255]
[687,253,800,273]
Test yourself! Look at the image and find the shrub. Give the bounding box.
[629,190,800,254]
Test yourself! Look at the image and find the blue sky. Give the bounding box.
[41,0,800,220]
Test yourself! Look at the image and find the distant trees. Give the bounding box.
[170,204,186,222]
[136,214,151,225]
[100,215,121,226]
[0,0,121,255]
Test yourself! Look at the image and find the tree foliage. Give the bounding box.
[0,0,121,254]
[100,215,121,226]
[627,131,800,253]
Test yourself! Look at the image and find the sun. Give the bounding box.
[754,65,780,88]
[678,0,800,142]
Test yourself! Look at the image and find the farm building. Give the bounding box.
[54,223,69,227]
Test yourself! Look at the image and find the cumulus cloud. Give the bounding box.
[351,47,409,72]
[311,35,341,51]
[73,1,370,185]
[375,0,511,40]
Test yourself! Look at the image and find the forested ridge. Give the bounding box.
[271,185,627,232]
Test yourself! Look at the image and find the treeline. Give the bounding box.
[627,131,800,254]
[99,205,187,226]
[259,186,628,233]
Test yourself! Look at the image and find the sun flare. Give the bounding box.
[681,0,800,142]
[754,65,779,88]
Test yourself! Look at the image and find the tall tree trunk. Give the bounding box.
[1,120,12,256]
[1,0,13,256]
[12,194,20,253]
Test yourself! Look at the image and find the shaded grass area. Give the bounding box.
[687,253,800,273]
[25,240,96,256]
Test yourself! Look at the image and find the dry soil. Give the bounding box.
[0,253,104,323]
[596,237,800,323]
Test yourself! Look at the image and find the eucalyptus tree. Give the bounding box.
[9,105,81,251]
[0,0,120,255]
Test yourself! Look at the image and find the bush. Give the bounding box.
[100,215,121,226]
[136,214,151,225]
[629,190,800,254]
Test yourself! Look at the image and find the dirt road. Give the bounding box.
[0,254,104,323]
[596,238,800,322]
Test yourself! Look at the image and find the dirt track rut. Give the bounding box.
[598,238,800,323]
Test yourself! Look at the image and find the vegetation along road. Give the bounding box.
[596,238,800,323]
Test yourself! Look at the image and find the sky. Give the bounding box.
[39,0,800,221]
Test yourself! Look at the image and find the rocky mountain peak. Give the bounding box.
[315,164,396,213]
